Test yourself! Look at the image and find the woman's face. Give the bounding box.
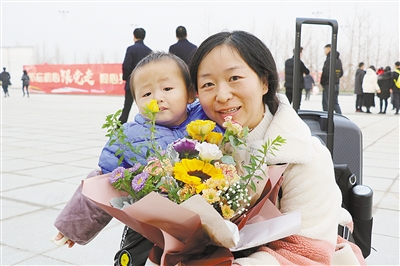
[197,45,268,129]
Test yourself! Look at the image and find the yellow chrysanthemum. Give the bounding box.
[205,132,223,145]
[205,178,228,191]
[221,204,235,219]
[202,188,220,204]
[187,120,216,141]
[173,158,224,193]
[146,99,160,113]
[178,184,196,202]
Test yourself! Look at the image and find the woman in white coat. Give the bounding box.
[190,31,365,265]
[362,65,381,113]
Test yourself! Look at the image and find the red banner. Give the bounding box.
[23,64,125,95]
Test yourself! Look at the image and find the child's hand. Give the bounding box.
[51,232,75,248]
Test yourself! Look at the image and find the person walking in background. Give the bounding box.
[284,47,310,109]
[392,61,400,114]
[168,26,197,66]
[119,28,152,125]
[303,74,315,100]
[362,65,381,114]
[354,62,366,112]
[1,67,11,97]
[320,44,343,114]
[21,70,30,97]
[377,66,392,114]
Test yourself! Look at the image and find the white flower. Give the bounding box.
[195,142,223,161]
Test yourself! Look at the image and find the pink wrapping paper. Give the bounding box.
[81,164,297,265]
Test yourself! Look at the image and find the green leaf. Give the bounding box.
[221,155,236,165]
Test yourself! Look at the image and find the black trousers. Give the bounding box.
[22,85,29,96]
[285,87,302,109]
[2,84,9,95]
[119,82,134,125]
[356,94,363,111]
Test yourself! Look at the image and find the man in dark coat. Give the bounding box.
[354,62,366,112]
[377,66,392,114]
[1,67,11,97]
[119,28,152,125]
[320,44,343,114]
[168,26,197,66]
[284,47,310,109]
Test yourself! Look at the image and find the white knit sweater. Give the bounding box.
[234,95,351,265]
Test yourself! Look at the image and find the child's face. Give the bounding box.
[133,59,192,127]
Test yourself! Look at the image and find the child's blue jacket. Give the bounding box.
[98,100,223,173]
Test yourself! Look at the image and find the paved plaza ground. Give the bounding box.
[1,90,399,265]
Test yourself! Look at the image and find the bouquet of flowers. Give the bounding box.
[82,100,300,265]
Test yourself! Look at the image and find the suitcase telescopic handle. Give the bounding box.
[293,17,338,156]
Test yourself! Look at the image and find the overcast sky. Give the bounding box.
[1,1,399,67]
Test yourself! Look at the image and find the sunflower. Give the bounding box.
[173,158,224,193]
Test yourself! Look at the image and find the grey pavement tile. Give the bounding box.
[59,173,96,186]
[2,136,27,145]
[2,159,52,173]
[363,166,399,179]
[64,157,101,169]
[1,198,43,220]
[68,147,104,157]
[68,138,108,148]
[35,143,93,153]
[14,255,70,265]
[2,140,56,150]
[2,209,73,254]
[14,164,95,181]
[1,245,37,266]
[370,208,400,238]
[52,203,67,210]
[389,179,399,193]
[1,131,28,138]
[30,152,93,164]
[363,176,396,192]
[363,151,398,160]
[44,222,124,265]
[366,234,400,266]
[1,173,50,192]
[2,147,54,159]
[373,191,399,211]
[363,157,400,169]
[2,181,77,207]
[371,190,386,208]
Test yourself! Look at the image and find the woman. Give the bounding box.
[21,70,30,97]
[190,31,365,265]
[377,66,392,114]
[362,65,381,113]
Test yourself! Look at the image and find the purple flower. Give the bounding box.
[131,172,149,192]
[109,167,125,184]
[173,139,198,158]
[129,163,141,173]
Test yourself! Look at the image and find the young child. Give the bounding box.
[53,52,222,265]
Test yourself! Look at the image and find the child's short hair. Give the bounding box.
[130,52,194,101]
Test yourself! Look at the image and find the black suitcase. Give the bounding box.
[293,17,373,258]
[293,18,363,183]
